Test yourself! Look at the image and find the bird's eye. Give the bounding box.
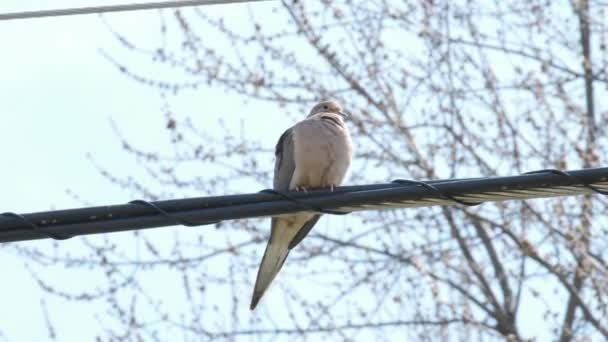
[323,105,328,110]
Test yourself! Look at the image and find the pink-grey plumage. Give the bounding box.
[250,100,353,310]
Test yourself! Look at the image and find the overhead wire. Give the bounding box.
[0,0,271,21]
[1,167,607,243]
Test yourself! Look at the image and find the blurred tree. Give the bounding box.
[19,0,608,341]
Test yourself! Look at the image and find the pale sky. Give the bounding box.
[0,1,594,341]
[0,1,286,341]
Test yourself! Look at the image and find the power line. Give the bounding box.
[1,167,607,243]
[0,0,271,21]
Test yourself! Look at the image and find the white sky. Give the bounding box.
[0,1,596,341]
[0,1,285,340]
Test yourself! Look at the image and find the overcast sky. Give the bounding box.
[0,1,583,340]
[0,1,286,341]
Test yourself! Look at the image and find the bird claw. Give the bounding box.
[295,186,309,193]
[295,185,336,192]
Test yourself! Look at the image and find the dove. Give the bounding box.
[250,100,353,310]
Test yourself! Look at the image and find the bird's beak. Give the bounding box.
[338,111,350,118]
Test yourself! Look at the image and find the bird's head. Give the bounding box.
[308,100,349,118]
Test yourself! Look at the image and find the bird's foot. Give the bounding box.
[324,184,337,192]
[295,186,309,193]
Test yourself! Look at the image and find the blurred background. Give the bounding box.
[0,0,607,341]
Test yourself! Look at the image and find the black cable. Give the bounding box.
[128,200,220,226]
[259,189,351,215]
[0,212,72,240]
[391,179,480,206]
[524,169,608,195]
[0,166,606,243]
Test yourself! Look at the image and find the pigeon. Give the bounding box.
[250,100,353,310]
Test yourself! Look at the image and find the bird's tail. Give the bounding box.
[250,239,289,310]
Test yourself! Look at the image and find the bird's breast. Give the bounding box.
[290,119,352,189]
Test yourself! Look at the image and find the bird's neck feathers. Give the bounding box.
[314,113,345,127]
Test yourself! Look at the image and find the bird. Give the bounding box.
[250,100,353,310]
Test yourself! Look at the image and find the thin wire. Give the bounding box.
[524,169,608,195]
[0,0,271,21]
[128,199,219,226]
[391,179,481,206]
[259,189,351,215]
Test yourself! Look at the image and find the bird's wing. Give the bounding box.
[250,126,322,310]
[273,128,295,191]
[287,214,321,249]
[272,126,321,249]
